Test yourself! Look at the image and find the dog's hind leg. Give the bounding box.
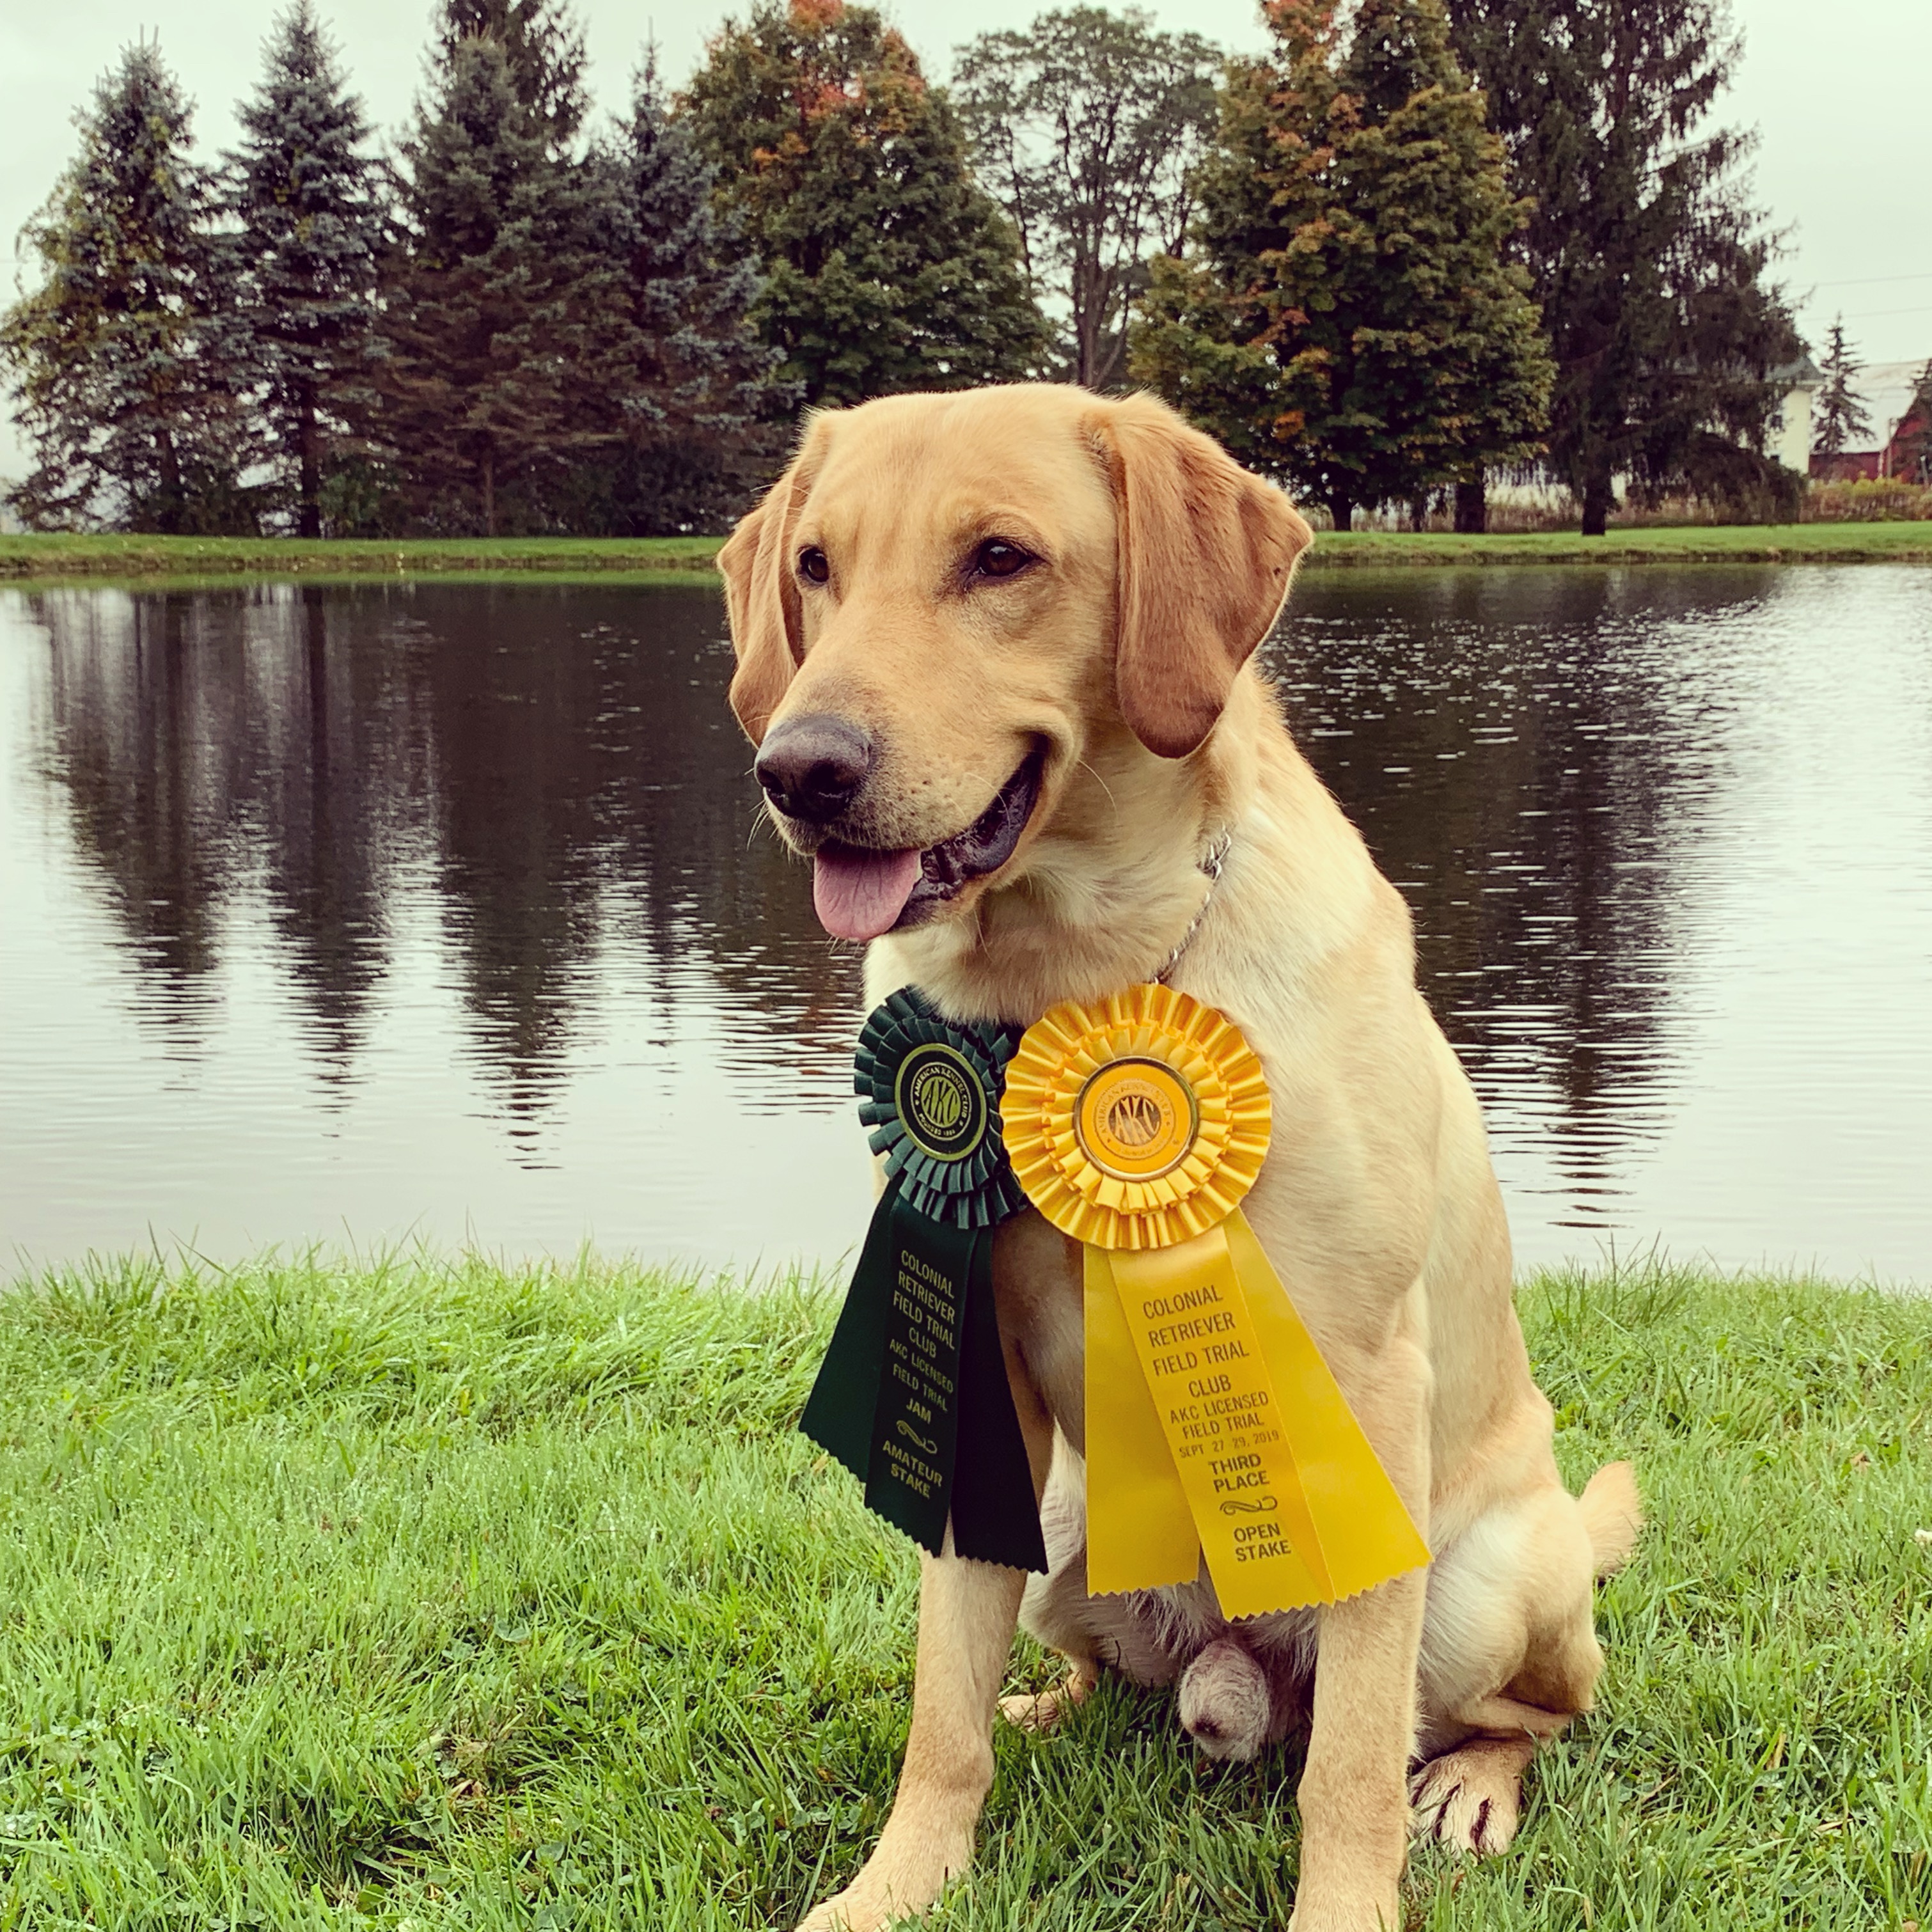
[1003,1438,1102,1732]
[1410,1463,1640,1858]
[1005,1438,1183,1731]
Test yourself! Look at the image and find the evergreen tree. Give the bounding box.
[954,7,1221,389]
[437,0,588,149]
[1446,0,1804,533]
[373,37,623,533]
[1,42,248,531]
[683,0,1047,406]
[566,61,787,533]
[226,1,384,537]
[1811,318,1871,469]
[1129,0,1550,531]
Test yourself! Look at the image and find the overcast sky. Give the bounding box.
[3,0,1928,483]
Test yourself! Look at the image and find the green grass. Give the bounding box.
[4,522,1930,586]
[1306,522,1932,565]
[0,1252,1926,1931]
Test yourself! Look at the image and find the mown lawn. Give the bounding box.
[1307,522,1932,565]
[0,1252,1925,1930]
[3,522,1931,584]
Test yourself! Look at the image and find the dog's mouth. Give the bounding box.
[810,748,1046,943]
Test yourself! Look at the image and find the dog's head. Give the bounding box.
[718,384,1310,943]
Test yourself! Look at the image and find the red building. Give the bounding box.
[1810,359,1932,483]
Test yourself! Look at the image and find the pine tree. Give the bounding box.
[226,2,384,538]
[1,41,249,531]
[1811,319,1871,471]
[683,0,1047,406]
[566,60,786,534]
[373,36,622,533]
[1446,0,1804,533]
[438,0,588,149]
[1129,0,1550,531]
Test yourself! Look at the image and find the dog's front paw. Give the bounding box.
[795,1826,972,1931]
[1284,1891,1400,1932]
[797,1882,908,1932]
[796,1887,884,1932]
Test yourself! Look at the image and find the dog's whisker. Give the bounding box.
[1076,758,1117,811]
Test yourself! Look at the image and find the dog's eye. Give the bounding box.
[797,547,830,585]
[973,539,1032,579]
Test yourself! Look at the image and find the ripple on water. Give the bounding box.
[1,566,1928,1278]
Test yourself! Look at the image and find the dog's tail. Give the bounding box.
[1578,1461,1642,1578]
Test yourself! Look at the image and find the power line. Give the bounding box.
[1807,271,1932,290]
[1816,304,1932,323]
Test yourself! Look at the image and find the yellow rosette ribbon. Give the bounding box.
[1000,984,1429,1619]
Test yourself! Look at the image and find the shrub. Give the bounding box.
[1803,477,1932,522]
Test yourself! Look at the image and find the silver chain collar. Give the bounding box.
[1155,830,1232,984]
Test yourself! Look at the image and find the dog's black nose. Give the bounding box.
[755,714,874,824]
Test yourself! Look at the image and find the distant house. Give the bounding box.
[1810,358,1932,482]
[1772,356,1821,476]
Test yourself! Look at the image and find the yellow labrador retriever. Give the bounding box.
[718,383,1638,1932]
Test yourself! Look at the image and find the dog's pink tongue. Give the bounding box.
[812,845,923,942]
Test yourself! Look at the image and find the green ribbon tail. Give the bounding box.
[801,1191,1047,1575]
[799,1181,901,1484]
[860,1195,971,1556]
[950,1226,1049,1575]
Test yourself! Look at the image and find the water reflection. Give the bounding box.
[3,569,1929,1276]
[27,581,858,1124]
[1268,570,1729,1234]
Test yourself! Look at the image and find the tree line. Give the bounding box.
[1,0,1805,539]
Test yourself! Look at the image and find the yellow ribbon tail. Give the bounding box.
[1221,1211,1431,1604]
[1083,1211,1429,1619]
[1084,1246,1198,1596]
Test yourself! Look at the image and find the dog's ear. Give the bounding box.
[1098,394,1312,760]
[718,420,831,744]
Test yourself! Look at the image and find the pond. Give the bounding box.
[3,567,1929,1281]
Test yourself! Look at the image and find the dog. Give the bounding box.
[718,383,1640,1932]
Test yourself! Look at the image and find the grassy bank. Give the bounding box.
[4,521,1932,585]
[0,1254,1925,1929]
[1306,521,1932,565]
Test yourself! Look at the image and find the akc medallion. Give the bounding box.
[895,1044,985,1163]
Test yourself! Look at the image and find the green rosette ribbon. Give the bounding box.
[799,989,1048,1573]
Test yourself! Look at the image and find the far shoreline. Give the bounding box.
[4,521,1932,585]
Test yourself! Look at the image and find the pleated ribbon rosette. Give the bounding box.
[799,989,1047,1573]
[1000,984,1429,1617]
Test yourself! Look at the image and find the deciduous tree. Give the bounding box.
[954,6,1220,389]
[683,0,1046,406]
[1,42,248,531]
[1446,0,1803,532]
[1130,0,1550,531]
[226,1,385,537]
